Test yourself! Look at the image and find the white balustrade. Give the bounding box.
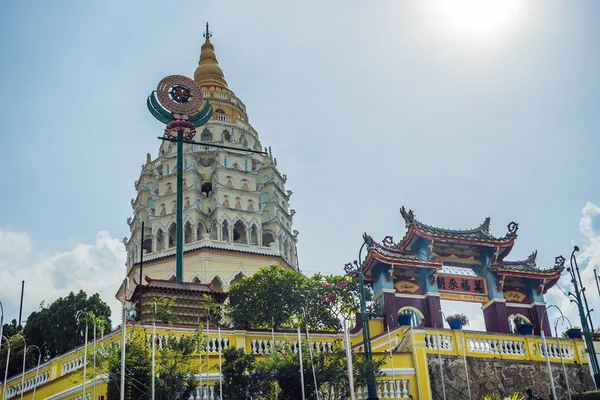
[467,337,526,356]
[5,370,50,399]
[539,342,575,360]
[145,334,229,352]
[62,356,86,374]
[250,339,334,355]
[355,379,411,399]
[424,333,454,351]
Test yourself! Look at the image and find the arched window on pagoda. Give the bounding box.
[249,223,259,245]
[233,220,247,244]
[156,229,165,251]
[184,221,193,244]
[230,272,246,286]
[221,220,230,242]
[397,307,424,327]
[209,221,218,240]
[197,221,207,239]
[142,238,152,254]
[262,231,275,247]
[168,222,176,248]
[210,276,224,292]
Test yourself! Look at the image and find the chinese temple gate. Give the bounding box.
[362,207,564,335]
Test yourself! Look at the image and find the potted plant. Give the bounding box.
[445,313,469,330]
[514,316,534,335]
[566,326,582,339]
[397,309,413,326]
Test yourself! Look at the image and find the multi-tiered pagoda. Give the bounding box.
[116,26,299,325]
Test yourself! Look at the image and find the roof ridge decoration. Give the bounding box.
[502,250,537,267]
[399,206,519,240]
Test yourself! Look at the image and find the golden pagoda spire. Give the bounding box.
[194,22,228,87]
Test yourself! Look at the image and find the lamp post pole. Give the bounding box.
[540,305,560,400]
[2,336,11,400]
[345,238,378,400]
[554,315,573,400]
[301,307,319,399]
[559,249,600,388]
[76,311,90,400]
[28,345,41,400]
[295,317,306,400]
[435,311,447,400]
[343,317,356,400]
[152,303,156,400]
[16,335,26,400]
[0,301,4,356]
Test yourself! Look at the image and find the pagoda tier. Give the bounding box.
[362,206,557,336]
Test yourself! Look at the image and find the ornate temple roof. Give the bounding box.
[194,23,228,87]
[490,250,564,276]
[399,206,518,243]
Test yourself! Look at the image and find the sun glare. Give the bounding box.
[436,0,521,35]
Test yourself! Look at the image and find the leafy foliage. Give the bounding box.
[97,327,205,400]
[0,291,111,379]
[257,342,384,400]
[217,346,271,399]
[580,391,600,400]
[445,313,469,326]
[227,265,364,331]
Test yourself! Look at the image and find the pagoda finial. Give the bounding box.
[204,22,212,41]
[194,22,227,87]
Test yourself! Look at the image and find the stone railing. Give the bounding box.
[251,338,335,355]
[146,334,229,352]
[355,379,411,399]
[62,356,85,374]
[4,370,50,399]
[420,328,586,363]
[424,333,454,351]
[187,379,411,400]
[538,341,575,360]
[467,337,526,356]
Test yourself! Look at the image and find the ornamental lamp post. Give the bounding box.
[554,315,573,400]
[558,248,600,388]
[539,305,561,400]
[344,237,378,400]
[292,316,306,400]
[75,310,90,400]
[27,345,41,400]
[2,335,11,400]
[0,301,4,356]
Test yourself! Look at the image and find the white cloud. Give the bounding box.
[0,228,31,255]
[0,230,125,328]
[546,202,600,333]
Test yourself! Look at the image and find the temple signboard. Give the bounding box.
[436,274,488,303]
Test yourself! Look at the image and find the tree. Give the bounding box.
[95,327,205,400]
[257,343,384,400]
[24,290,112,361]
[227,265,305,330]
[0,291,112,380]
[226,266,365,332]
[217,346,270,399]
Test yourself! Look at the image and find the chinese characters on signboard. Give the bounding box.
[437,275,488,303]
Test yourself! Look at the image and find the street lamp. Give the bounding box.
[292,316,306,400]
[554,315,573,400]
[2,335,12,400]
[14,334,26,400]
[27,345,41,400]
[539,305,560,400]
[301,307,319,400]
[434,311,447,400]
[0,301,4,357]
[75,310,90,400]
[558,248,600,388]
[344,237,378,400]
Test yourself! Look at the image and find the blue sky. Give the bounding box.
[0,1,599,330]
